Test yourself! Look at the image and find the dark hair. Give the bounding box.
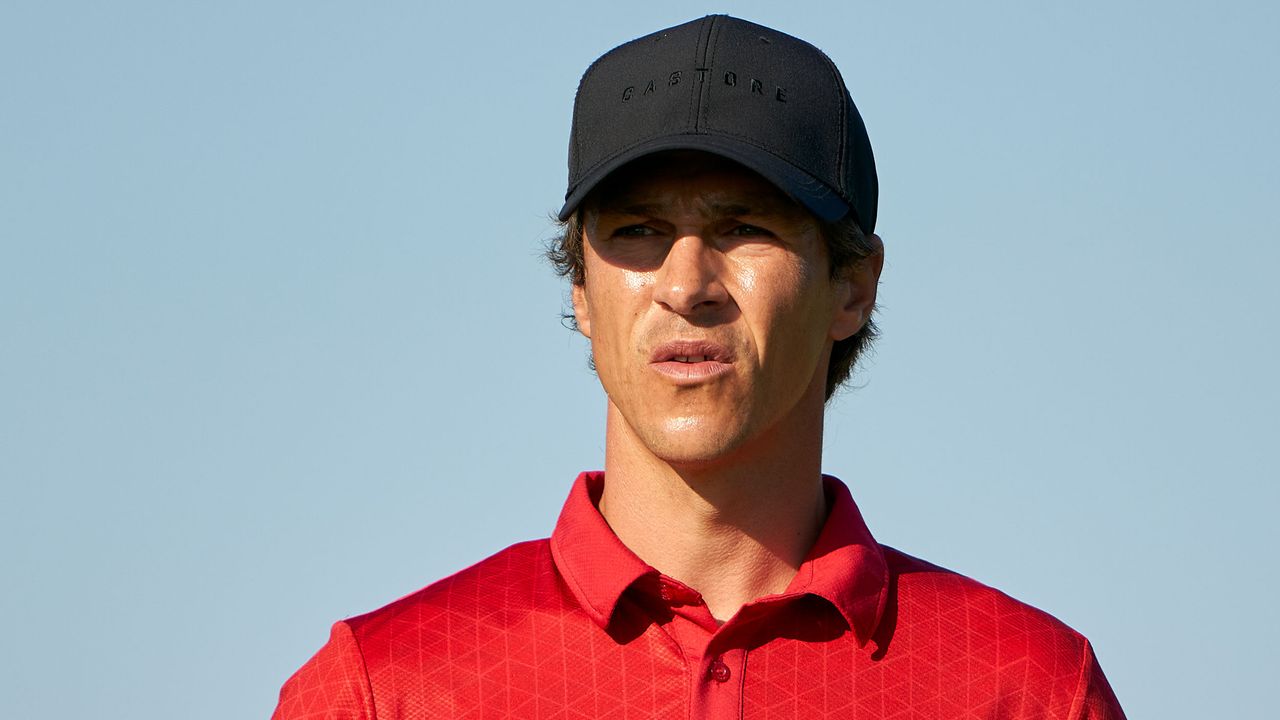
[546,211,880,401]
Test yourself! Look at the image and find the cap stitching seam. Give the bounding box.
[815,49,848,191]
[692,16,716,133]
[570,57,612,180]
[685,27,701,132]
[702,17,721,133]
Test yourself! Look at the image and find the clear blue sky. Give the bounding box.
[2,2,1276,718]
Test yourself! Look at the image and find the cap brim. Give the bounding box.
[557,134,851,223]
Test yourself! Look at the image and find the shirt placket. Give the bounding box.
[651,576,755,720]
[692,644,746,719]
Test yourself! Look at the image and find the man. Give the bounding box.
[273,15,1125,719]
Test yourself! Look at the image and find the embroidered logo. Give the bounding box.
[621,68,787,103]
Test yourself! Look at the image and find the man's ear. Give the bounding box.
[830,234,884,342]
[571,283,592,338]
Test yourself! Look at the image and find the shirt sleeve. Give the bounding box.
[1071,640,1127,720]
[272,622,376,720]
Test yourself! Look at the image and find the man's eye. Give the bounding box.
[613,225,656,237]
[729,224,771,237]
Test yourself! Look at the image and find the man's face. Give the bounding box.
[572,151,874,466]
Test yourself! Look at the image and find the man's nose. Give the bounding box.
[651,234,729,315]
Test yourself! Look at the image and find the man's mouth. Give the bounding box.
[649,342,734,383]
[650,340,733,363]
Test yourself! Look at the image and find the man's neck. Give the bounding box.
[598,401,829,623]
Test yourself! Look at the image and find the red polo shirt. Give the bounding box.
[273,472,1125,719]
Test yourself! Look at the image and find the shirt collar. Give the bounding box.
[549,472,656,629]
[549,471,888,646]
[783,475,890,647]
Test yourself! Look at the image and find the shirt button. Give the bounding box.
[709,658,731,683]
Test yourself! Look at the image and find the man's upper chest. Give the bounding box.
[353,574,1084,720]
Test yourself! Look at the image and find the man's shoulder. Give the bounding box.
[880,544,1091,665]
[273,539,598,718]
[342,538,571,643]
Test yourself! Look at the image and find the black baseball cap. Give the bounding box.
[558,14,878,232]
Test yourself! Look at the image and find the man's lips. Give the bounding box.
[649,340,734,383]
[649,340,734,364]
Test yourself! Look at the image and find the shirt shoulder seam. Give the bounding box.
[1067,637,1094,720]
[335,620,379,720]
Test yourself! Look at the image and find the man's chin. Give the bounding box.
[607,401,755,467]
[639,424,749,469]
